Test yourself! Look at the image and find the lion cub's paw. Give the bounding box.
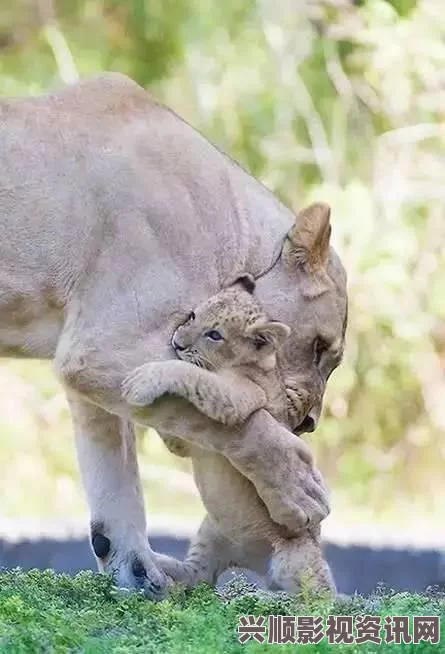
[122,363,167,406]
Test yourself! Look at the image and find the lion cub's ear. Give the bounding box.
[245,319,291,352]
[235,274,256,294]
[285,202,331,271]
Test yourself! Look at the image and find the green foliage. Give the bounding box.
[0,570,443,653]
[1,0,445,531]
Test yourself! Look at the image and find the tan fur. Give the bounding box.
[122,282,300,428]
[0,75,347,597]
[123,283,335,594]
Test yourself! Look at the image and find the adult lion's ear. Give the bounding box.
[284,203,331,271]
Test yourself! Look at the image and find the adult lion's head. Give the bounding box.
[255,202,347,434]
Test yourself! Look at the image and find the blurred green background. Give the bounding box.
[1,0,444,544]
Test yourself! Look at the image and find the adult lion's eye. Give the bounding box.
[205,329,223,342]
[314,337,329,365]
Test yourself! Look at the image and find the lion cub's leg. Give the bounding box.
[156,517,335,595]
[188,448,335,595]
[154,448,276,588]
[269,527,336,595]
[162,435,191,458]
[154,515,236,586]
[155,515,272,587]
[122,360,266,426]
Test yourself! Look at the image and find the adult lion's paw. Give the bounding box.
[91,522,169,600]
[262,440,329,533]
[229,410,330,534]
[261,469,330,534]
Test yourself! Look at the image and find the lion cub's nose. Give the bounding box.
[172,339,185,352]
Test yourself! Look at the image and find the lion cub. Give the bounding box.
[122,276,309,430]
[122,276,334,594]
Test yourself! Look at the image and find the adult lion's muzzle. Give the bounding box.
[294,413,316,434]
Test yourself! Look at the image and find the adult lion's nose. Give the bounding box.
[295,414,315,433]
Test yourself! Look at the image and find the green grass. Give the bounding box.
[0,570,443,653]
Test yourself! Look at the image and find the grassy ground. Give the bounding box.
[0,570,443,653]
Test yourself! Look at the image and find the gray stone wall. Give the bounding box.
[1,536,444,595]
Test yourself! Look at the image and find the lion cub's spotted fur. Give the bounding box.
[122,276,311,432]
[122,277,334,594]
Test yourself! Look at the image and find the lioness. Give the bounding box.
[0,74,347,598]
[122,277,335,593]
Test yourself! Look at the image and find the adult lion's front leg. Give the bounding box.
[225,409,330,531]
[67,393,169,599]
[55,322,328,534]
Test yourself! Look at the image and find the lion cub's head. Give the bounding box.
[172,275,290,372]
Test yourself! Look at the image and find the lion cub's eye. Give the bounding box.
[187,311,195,322]
[254,335,268,350]
[205,329,223,342]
